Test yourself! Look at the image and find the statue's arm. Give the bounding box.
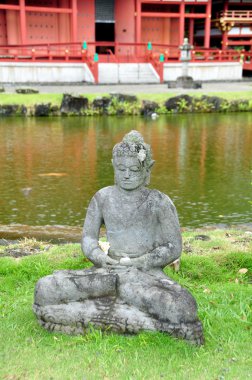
[130,196,182,270]
[81,194,117,267]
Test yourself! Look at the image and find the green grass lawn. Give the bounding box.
[0,93,63,107]
[0,229,251,380]
[0,91,252,108]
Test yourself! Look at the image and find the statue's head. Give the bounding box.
[112,130,155,191]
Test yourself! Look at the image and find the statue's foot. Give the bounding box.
[33,297,157,335]
[33,303,87,335]
[156,319,204,346]
[33,299,204,345]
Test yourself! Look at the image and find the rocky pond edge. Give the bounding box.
[1,223,252,245]
[1,225,251,267]
[0,92,252,116]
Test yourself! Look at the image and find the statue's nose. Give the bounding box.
[124,169,130,179]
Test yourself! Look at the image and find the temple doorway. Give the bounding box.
[95,22,115,54]
[95,0,115,54]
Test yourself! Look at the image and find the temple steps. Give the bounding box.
[98,63,160,84]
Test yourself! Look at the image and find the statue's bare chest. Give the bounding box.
[102,192,157,229]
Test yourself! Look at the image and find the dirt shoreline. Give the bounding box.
[1,223,252,244]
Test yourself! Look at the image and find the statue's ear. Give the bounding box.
[111,159,114,167]
[145,160,155,186]
[148,160,155,170]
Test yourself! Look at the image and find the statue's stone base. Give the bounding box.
[168,76,202,89]
[33,268,204,346]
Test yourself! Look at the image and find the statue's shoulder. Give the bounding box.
[93,186,116,203]
[148,189,176,210]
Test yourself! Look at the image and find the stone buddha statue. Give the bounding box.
[33,130,204,345]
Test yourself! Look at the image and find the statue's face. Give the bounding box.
[113,156,148,191]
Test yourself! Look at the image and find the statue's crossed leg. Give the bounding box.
[33,267,204,345]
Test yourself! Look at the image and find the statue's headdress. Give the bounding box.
[112,130,153,168]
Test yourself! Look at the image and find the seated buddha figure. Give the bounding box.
[33,130,204,345]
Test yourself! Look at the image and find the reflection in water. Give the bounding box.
[0,114,252,228]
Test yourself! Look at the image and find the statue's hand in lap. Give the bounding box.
[102,255,119,267]
[119,257,132,266]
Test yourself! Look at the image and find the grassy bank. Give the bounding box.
[0,91,252,106]
[0,93,63,107]
[0,91,252,116]
[0,229,251,379]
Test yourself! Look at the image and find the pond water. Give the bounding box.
[0,114,252,228]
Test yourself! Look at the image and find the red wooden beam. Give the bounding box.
[141,12,180,18]
[141,1,183,3]
[184,14,208,18]
[227,34,252,38]
[0,5,19,11]
[137,0,210,3]
[25,6,72,14]
[227,40,252,46]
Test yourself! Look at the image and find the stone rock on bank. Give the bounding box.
[60,94,89,115]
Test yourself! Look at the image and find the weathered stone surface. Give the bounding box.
[192,81,202,89]
[50,105,60,116]
[229,99,249,112]
[0,105,18,116]
[116,108,125,115]
[169,76,201,89]
[176,76,201,89]
[92,97,111,110]
[0,239,10,246]
[140,100,159,117]
[20,105,27,115]
[34,130,204,345]
[33,292,203,343]
[194,235,211,241]
[60,93,89,115]
[167,77,202,90]
[110,93,137,103]
[35,103,51,117]
[165,95,194,112]
[16,87,39,94]
[200,95,227,112]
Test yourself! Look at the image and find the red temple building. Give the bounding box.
[0,0,251,83]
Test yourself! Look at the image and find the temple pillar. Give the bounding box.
[163,18,171,45]
[179,2,185,45]
[71,0,78,42]
[222,0,229,49]
[136,0,141,44]
[19,0,26,45]
[135,0,142,56]
[59,0,70,43]
[204,1,211,48]
[6,10,20,45]
[189,18,194,46]
[222,30,228,50]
